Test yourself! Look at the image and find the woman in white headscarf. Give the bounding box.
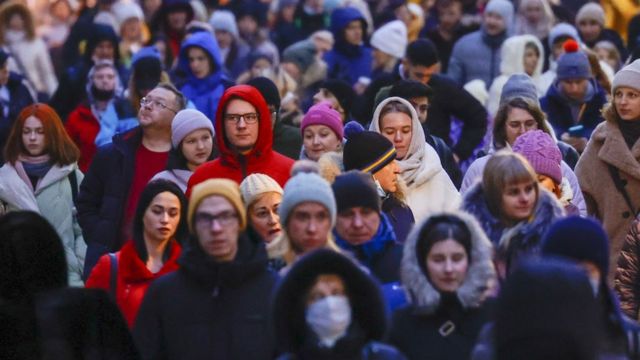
[370,96,460,223]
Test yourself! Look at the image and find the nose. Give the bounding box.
[267,211,277,225]
[306,219,317,233]
[444,259,453,272]
[211,219,223,232]
[196,140,205,150]
[352,213,364,228]
[312,134,321,145]
[394,131,402,142]
[236,117,247,129]
[160,211,169,224]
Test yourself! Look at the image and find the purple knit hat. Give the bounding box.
[300,101,344,140]
[512,130,562,184]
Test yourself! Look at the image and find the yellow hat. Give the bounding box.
[188,179,247,233]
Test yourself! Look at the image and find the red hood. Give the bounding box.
[215,85,273,160]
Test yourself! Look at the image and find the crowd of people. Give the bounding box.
[4,0,640,358]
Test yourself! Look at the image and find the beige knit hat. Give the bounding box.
[576,3,605,26]
[239,173,284,209]
[613,59,640,93]
[188,179,246,233]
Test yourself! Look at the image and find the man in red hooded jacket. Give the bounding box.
[187,85,294,196]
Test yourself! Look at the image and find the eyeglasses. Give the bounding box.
[140,97,178,114]
[194,211,239,227]
[223,112,259,124]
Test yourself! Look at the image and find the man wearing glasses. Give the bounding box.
[77,83,186,278]
[187,85,294,196]
[134,178,278,359]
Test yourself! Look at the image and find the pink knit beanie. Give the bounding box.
[512,130,563,184]
[300,101,344,141]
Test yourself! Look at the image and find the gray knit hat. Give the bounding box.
[612,59,640,93]
[500,73,539,106]
[278,172,336,227]
[576,3,605,27]
[171,109,215,148]
[548,23,579,48]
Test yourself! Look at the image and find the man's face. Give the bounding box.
[138,87,177,130]
[483,11,506,36]
[93,40,115,61]
[0,63,8,86]
[344,20,363,46]
[409,96,429,123]
[335,207,380,246]
[437,2,462,31]
[286,202,332,255]
[223,99,260,152]
[559,78,589,101]
[403,60,439,84]
[193,195,240,262]
[93,66,116,91]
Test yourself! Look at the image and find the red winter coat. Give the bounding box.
[85,240,181,328]
[65,104,100,172]
[187,85,294,197]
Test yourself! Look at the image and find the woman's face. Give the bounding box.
[249,192,283,243]
[380,112,412,160]
[187,47,212,79]
[181,128,213,170]
[523,46,539,76]
[374,160,400,193]
[501,180,537,222]
[303,124,341,161]
[426,238,469,293]
[306,274,347,306]
[578,19,602,42]
[121,18,142,41]
[8,13,25,32]
[143,191,181,243]
[22,116,46,156]
[614,87,640,121]
[505,107,538,145]
[523,1,543,23]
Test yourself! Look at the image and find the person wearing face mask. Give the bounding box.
[540,216,640,359]
[370,96,460,224]
[461,151,564,279]
[0,1,58,100]
[86,180,188,328]
[152,109,216,191]
[343,130,415,244]
[388,212,496,360]
[65,60,139,172]
[0,104,85,286]
[300,101,344,161]
[272,249,406,359]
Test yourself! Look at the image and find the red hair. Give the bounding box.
[3,103,80,165]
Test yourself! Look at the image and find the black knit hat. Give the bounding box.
[406,39,439,67]
[247,76,281,110]
[321,79,355,116]
[343,131,396,174]
[332,171,381,213]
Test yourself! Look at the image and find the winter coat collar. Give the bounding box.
[0,162,76,210]
[401,210,496,315]
[214,85,275,169]
[334,212,397,261]
[591,120,640,181]
[119,240,181,283]
[370,96,443,188]
[112,126,143,154]
[177,231,270,293]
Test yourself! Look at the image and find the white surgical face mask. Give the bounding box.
[305,295,352,347]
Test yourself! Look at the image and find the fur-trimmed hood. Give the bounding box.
[401,211,496,314]
[462,182,565,252]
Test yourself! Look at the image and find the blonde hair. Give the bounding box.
[482,151,539,220]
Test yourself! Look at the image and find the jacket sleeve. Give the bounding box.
[615,220,640,320]
[85,254,112,291]
[133,281,167,360]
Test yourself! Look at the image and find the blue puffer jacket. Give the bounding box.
[176,32,231,122]
[540,79,607,139]
[334,212,403,284]
[323,7,373,85]
[447,29,506,88]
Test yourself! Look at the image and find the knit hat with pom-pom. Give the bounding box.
[556,39,592,80]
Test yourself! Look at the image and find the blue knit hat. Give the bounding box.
[556,40,592,80]
[541,216,609,278]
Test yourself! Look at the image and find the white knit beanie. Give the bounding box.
[612,59,640,93]
[111,1,144,30]
[278,172,336,227]
[370,20,408,58]
[576,3,605,27]
[171,109,215,148]
[240,173,284,209]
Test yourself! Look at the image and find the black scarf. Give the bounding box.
[618,118,640,149]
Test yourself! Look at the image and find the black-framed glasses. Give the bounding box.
[140,97,178,114]
[194,211,239,227]
[223,112,259,124]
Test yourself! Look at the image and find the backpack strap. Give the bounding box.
[607,164,638,216]
[108,253,118,301]
[68,171,78,205]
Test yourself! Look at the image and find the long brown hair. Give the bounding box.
[493,98,551,149]
[4,104,80,165]
[0,1,36,43]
